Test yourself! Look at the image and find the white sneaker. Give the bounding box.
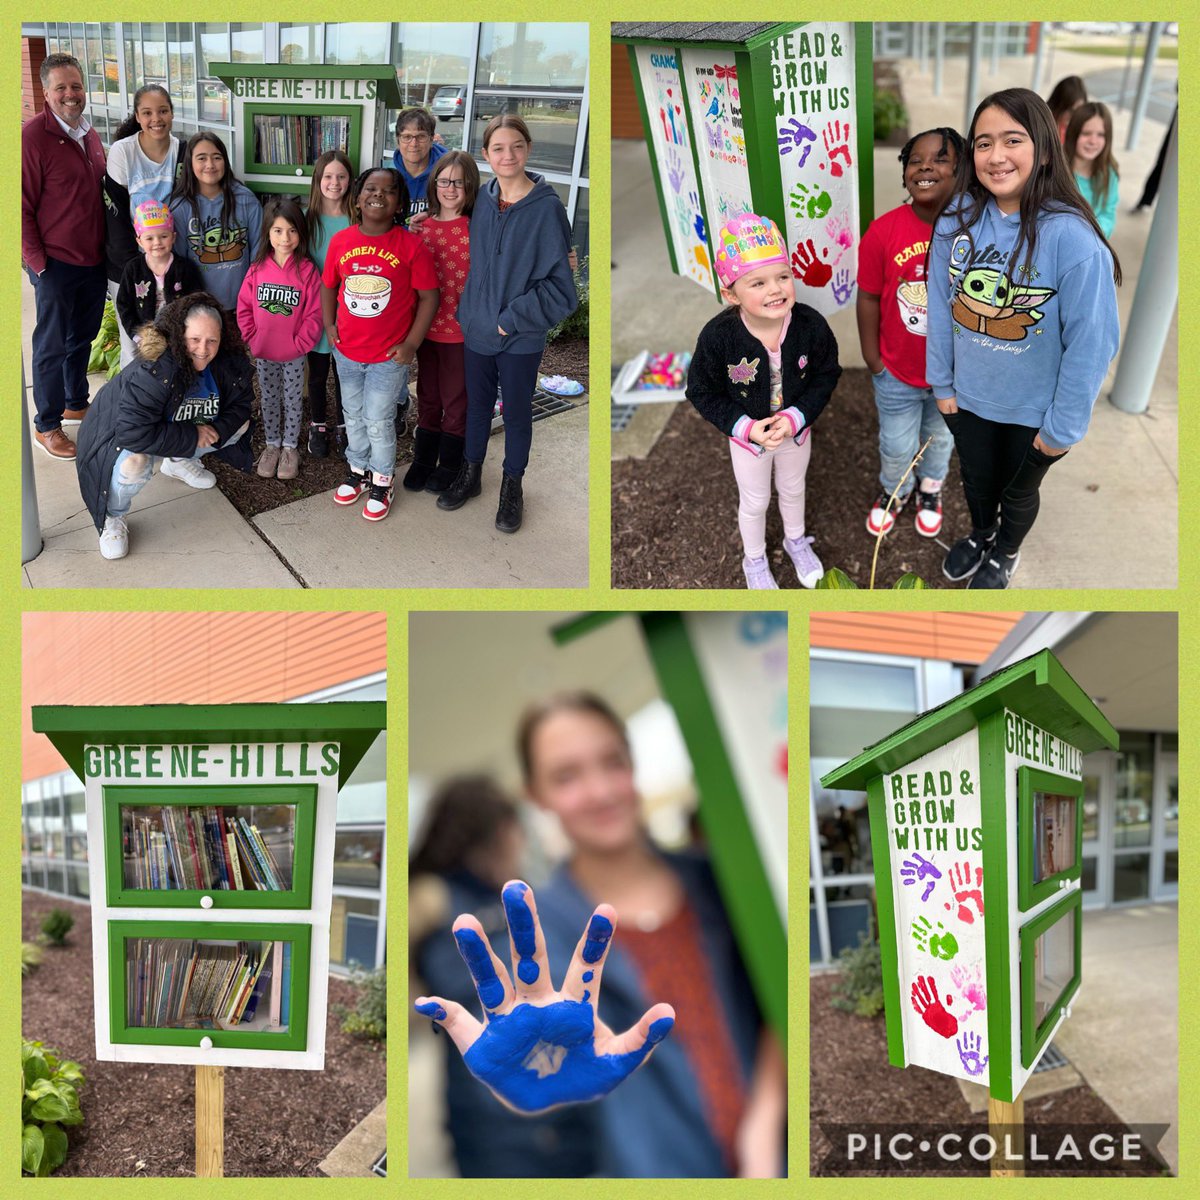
[99,516,129,560]
[784,535,825,588]
[160,456,216,489]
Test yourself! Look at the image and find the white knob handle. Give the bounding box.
[296,168,303,176]
[200,895,214,909]
[199,1036,213,1050]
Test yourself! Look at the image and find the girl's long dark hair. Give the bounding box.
[112,84,174,143]
[1046,75,1088,125]
[409,776,518,878]
[251,197,312,274]
[427,150,481,219]
[350,167,410,228]
[1064,101,1120,210]
[170,131,247,238]
[305,149,354,248]
[935,88,1121,287]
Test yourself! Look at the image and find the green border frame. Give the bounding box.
[853,22,875,235]
[108,920,312,1052]
[242,102,362,180]
[103,784,317,910]
[1017,767,1084,911]
[866,775,905,1068]
[1018,888,1083,1070]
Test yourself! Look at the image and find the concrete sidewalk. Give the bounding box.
[612,46,1178,589]
[22,275,589,589]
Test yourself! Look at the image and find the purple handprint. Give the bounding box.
[831,268,853,305]
[665,147,685,195]
[778,118,817,166]
[900,852,942,902]
[956,1030,989,1076]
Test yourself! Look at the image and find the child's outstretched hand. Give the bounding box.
[414,880,675,1115]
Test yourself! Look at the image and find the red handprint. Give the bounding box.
[944,860,985,924]
[911,974,958,1039]
[791,239,832,289]
[822,120,853,177]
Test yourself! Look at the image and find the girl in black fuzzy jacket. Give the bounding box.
[685,214,840,589]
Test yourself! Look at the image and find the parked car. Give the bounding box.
[431,85,466,121]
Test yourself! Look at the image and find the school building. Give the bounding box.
[809,611,1178,965]
[21,21,590,258]
[21,611,388,973]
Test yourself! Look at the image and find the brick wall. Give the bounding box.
[22,38,47,123]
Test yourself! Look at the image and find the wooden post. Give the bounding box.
[988,1093,1024,1178]
[195,1065,225,1177]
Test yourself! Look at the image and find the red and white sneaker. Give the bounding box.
[866,491,908,537]
[362,474,394,521]
[334,468,370,505]
[914,489,943,538]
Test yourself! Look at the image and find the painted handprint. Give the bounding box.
[956,1030,989,1077]
[945,861,985,924]
[911,916,958,961]
[950,962,987,1018]
[790,239,832,289]
[694,210,707,242]
[665,147,685,195]
[789,182,832,220]
[822,120,853,177]
[778,118,817,165]
[825,211,855,262]
[899,852,942,902]
[831,268,854,306]
[910,974,958,1039]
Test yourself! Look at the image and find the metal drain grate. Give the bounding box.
[371,1151,387,1177]
[1032,1042,1069,1074]
[612,403,638,432]
[491,388,578,431]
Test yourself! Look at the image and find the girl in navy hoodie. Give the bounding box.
[437,115,578,534]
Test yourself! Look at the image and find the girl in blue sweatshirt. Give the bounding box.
[928,88,1121,589]
[437,114,577,534]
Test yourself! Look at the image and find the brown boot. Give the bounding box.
[34,428,76,459]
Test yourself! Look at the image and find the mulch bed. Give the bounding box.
[809,973,1165,1177]
[612,367,970,589]
[209,336,588,520]
[22,892,385,1178]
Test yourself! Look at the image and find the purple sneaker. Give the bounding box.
[742,555,779,590]
[784,535,825,588]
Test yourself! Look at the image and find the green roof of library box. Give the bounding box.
[31,702,385,789]
[820,649,1117,791]
[611,23,797,51]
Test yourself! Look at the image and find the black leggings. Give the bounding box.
[307,350,343,426]
[944,407,1066,554]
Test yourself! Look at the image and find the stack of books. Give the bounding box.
[252,114,351,165]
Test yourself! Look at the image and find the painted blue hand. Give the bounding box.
[414,880,676,1114]
[665,147,685,195]
[900,852,942,902]
[694,210,707,242]
[956,1029,989,1077]
[777,118,816,166]
[831,268,854,306]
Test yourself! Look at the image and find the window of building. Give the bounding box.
[470,93,581,175]
[230,23,264,64]
[279,24,322,65]
[476,23,587,89]
[325,23,390,66]
[333,828,383,890]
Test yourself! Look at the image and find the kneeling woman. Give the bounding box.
[439,115,578,533]
[76,291,253,560]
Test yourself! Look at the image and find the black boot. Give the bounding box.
[437,460,483,511]
[495,472,524,533]
[425,432,464,494]
[403,427,439,491]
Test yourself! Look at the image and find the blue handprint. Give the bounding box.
[778,118,816,166]
[900,852,942,901]
[956,1030,989,1077]
[831,268,854,305]
[415,880,675,1114]
[694,210,706,242]
[665,147,685,195]
[687,191,706,243]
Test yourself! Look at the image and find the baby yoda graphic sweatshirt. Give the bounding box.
[168,183,263,312]
[927,196,1119,449]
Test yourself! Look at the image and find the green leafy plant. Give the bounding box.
[87,300,121,380]
[334,966,386,1041]
[830,932,885,1018]
[21,943,44,976]
[21,1040,85,1177]
[548,253,589,343]
[873,89,908,141]
[817,568,927,590]
[39,908,75,947]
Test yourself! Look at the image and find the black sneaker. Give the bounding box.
[308,424,329,457]
[968,550,1020,589]
[943,530,997,582]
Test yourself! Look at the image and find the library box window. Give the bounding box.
[1019,889,1082,1068]
[1017,767,1083,910]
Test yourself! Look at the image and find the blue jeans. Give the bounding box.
[333,346,406,479]
[872,366,954,497]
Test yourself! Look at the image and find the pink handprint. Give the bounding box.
[791,239,832,289]
[950,962,987,1018]
[944,861,985,924]
[822,120,853,177]
[778,118,817,166]
[825,211,855,263]
[911,974,958,1039]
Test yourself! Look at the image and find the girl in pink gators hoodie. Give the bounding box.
[236,198,323,480]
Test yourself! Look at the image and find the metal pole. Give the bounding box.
[1127,22,1164,151]
[991,23,1004,75]
[1031,22,1046,91]
[1117,27,1138,110]
[933,23,945,96]
[1109,119,1177,414]
[964,24,983,134]
[21,364,43,565]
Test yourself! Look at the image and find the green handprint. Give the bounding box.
[789,182,832,221]
[911,915,958,961]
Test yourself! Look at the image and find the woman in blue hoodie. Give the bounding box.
[437,114,578,534]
